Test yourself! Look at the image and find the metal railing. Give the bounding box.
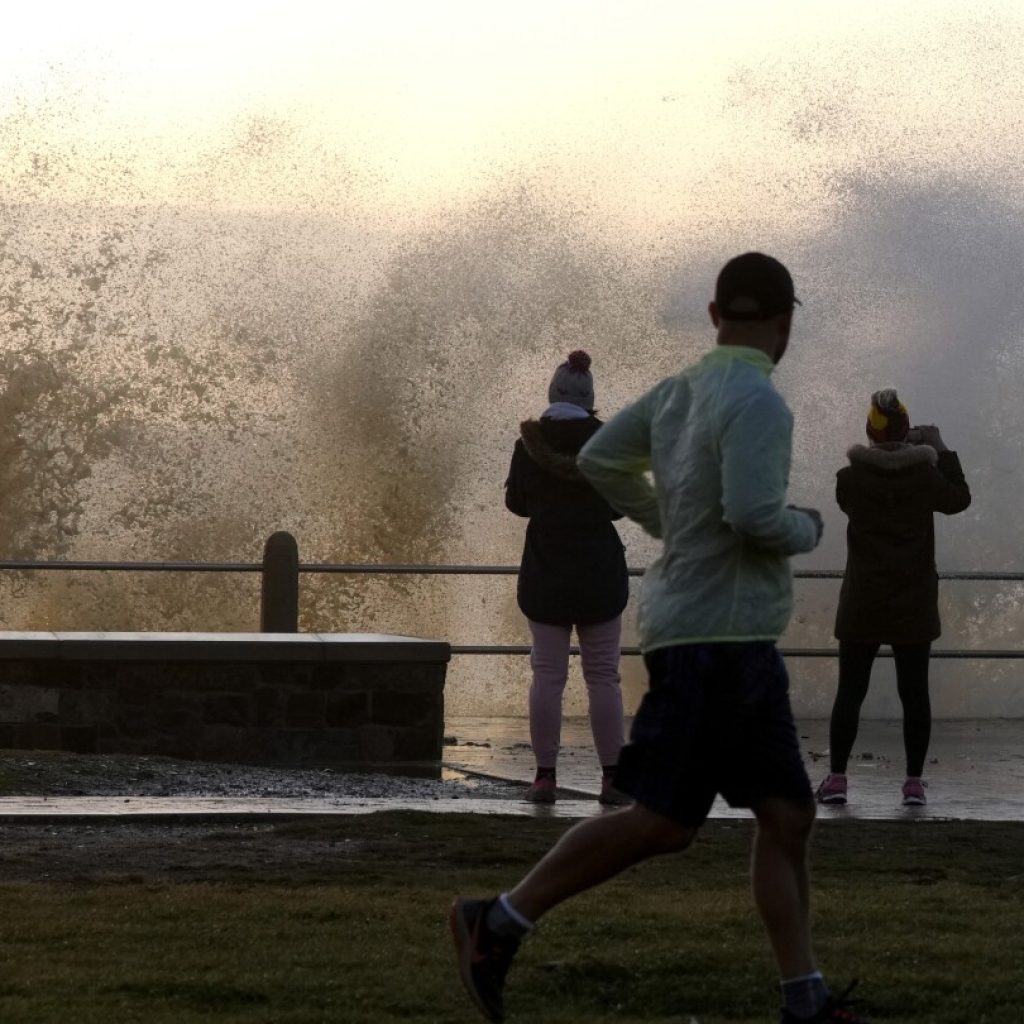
[0,553,1020,661]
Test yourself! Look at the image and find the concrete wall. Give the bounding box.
[0,632,449,765]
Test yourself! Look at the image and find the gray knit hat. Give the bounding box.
[547,350,594,409]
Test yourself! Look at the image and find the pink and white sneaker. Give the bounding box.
[902,777,927,806]
[525,776,556,803]
[815,773,848,805]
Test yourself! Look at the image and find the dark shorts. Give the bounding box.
[614,642,813,826]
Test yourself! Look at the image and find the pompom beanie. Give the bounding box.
[548,350,594,410]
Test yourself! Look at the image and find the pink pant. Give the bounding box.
[527,616,624,769]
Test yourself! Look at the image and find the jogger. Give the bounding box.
[455,253,868,1023]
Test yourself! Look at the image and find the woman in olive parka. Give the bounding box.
[816,389,971,807]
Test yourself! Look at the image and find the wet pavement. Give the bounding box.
[444,716,1024,821]
[0,717,1020,820]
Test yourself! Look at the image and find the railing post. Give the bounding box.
[260,531,299,632]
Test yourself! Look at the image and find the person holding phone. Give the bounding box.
[816,390,971,807]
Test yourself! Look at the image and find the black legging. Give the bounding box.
[828,641,932,778]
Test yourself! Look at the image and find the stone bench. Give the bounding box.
[0,632,450,765]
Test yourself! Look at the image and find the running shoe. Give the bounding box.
[525,776,556,803]
[598,777,632,806]
[779,979,868,1022]
[450,897,520,1023]
[901,777,927,806]
[815,773,848,805]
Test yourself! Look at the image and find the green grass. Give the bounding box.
[0,813,1021,1022]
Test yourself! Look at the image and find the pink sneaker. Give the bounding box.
[902,777,927,806]
[815,773,848,805]
[598,777,632,806]
[525,776,556,803]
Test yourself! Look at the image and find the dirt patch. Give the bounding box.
[0,819,364,884]
[0,747,521,800]
[0,748,536,883]
[0,812,557,884]
[1,813,1023,892]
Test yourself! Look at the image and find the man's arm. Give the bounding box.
[719,389,820,555]
[577,393,662,537]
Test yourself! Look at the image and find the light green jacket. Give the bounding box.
[577,345,819,652]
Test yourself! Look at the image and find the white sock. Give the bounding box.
[781,970,828,1018]
[485,893,534,938]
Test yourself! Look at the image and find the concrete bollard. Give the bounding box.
[260,531,299,632]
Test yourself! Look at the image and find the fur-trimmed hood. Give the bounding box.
[846,442,938,473]
[519,418,593,482]
[506,411,628,627]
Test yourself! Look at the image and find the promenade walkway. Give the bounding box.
[0,718,1019,821]
[445,716,1024,822]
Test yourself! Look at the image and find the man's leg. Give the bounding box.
[751,796,817,978]
[754,797,869,1021]
[507,802,695,922]
[451,803,695,1022]
[454,642,711,1022]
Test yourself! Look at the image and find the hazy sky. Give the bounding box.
[4,0,1024,229]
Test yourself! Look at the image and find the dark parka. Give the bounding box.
[505,416,629,627]
[834,443,971,644]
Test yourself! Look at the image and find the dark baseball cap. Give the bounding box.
[715,252,801,321]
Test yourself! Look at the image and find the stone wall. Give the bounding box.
[0,633,449,765]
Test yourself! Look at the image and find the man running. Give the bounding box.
[451,253,866,1024]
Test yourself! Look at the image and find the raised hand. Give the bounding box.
[912,424,948,452]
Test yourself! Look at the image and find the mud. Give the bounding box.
[0,745,527,801]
